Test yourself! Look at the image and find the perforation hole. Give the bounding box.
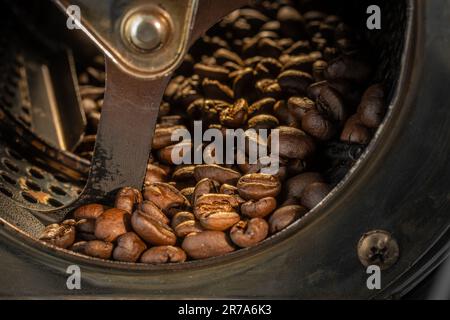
[47,198,63,208]
[28,168,44,179]
[54,174,69,183]
[21,191,37,204]
[5,148,23,161]
[0,172,16,185]
[50,185,66,196]
[3,159,19,172]
[0,187,12,197]
[25,180,41,192]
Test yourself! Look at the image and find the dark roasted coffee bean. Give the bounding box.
[82,98,98,114]
[79,85,104,100]
[254,57,283,79]
[140,246,187,264]
[180,187,195,204]
[255,78,282,98]
[257,37,282,58]
[95,208,130,242]
[182,231,235,259]
[261,20,281,32]
[273,100,301,128]
[159,115,185,126]
[239,8,270,27]
[194,63,229,82]
[131,210,177,245]
[143,182,188,215]
[312,60,328,81]
[214,48,244,66]
[247,114,279,130]
[194,164,241,185]
[202,78,234,102]
[152,125,187,149]
[248,97,276,116]
[237,173,281,200]
[287,96,315,120]
[303,10,326,22]
[39,220,76,249]
[282,54,316,73]
[145,163,168,185]
[285,172,324,200]
[340,114,371,144]
[326,55,372,83]
[269,205,307,233]
[138,201,170,225]
[271,126,315,159]
[193,178,220,204]
[301,109,335,140]
[301,182,331,209]
[70,241,87,254]
[285,40,311,55]
[220,99,248,128]
[277,6,305,38]
[277,70,313,95]
[357,84,385,128]
[316,86,346,123]
[76,219,95,234]
[241,196,277,218]
[232,68,255,100]
[114,187,142,214]
[113,232,147,262]
[230,218,269,247]
[84,240,114,259]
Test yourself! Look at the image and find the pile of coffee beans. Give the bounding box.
[40,0,386,263]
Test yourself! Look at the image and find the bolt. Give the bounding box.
[357,230,399,270]
[123,11,170,52]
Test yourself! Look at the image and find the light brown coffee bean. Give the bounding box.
[152,125,187,150]
[220,99,248,128]
[94,208,130,242]
[144,163,168,185]
[84,240,114,259]
[194,164,241,185]
[140,246,187,264]
[182,231,235,259]
[143,182,188,215]
[131,210,177,246]
[138,201,170,225]
[230,218,269,247]
[73,203,104,220]
[114,187,142,214]
[237,173,281,200]
[241,197,277,218]
[112,232,147,262]
[193,178,220,204]
[39,220,76,249]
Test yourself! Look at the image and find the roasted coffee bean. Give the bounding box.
[273,100,301,128]
[174,220,204,238]
[300,182,331,209]
[282,54,316,73]
[285,40,311,55]
[287,96,315,120]
[172,165,196,182]
[301,109,335,141]
[220,184,238,195]
[194,164,241,185]
[214,48,244,66]
[340,114,371,144]
[269,205,308,233]
[241,197,277,218]
[113,232,147,262]
[152,125,187,149]
[84,240,114,259]
[357,84,385,128]
[171,211,195,229]
[255,58,282,79]
[312,60,328,81]
[143,182,188,215]
[79,85,104,100]
[39,219,76,249]
[158,140,192,165]
[202,78,234,102]
[193,178,220,203]
[144,163,168,185]
[76,219,95,234]
[82,98,98,114]
[140,246,187,264]
[255,78,282,99]
[220,99,248,128]
[159,115,184,126]
[73,203,104,220]
[230,218,269,247]
[182,231,235,259]
[131,209,177,246]
[237,173,281,200]
[277,6,305,38]
[138,201,170,225]
[70,241,87,254]
[326,55,372,83]
[272,126,315,159]
[193,63,229,82]
[285,172,324,200]
[247,114,279,130]
[261,20,281,32]
[316,86,346,123]
[194,194,240,230]
[114,187,142,214]
[180,187,195,204]
[277,70,313,95]
[257,37,282,58]
[95,208,130,242]
[248,97,276,116]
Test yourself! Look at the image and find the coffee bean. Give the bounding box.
[255,78,282,99]
[301,109,335,141]
[193,178,220,204]
[112,232,147,262]
[157,140,193,165]
[140,246,187,264]
[257,37,282,58]
[39,220,76,249]
[248,97,276,116]
[84,240,114,259]
[194,164,241,185]
[340,114,371,144]
[312,60,328,81]
[73,203,104,220]
[277,6,305,38]
[144,163,169,185]
[220,99,248,128]
[172,165,196,182]
[255,58,283,79]
[138,201,170,225]
[285,40,311,55]
[316,86,346,123]
[230,218,269,247]
[300,182,331,209]
[285,172,324,200]
[287,96,315,120]
[272,126,316,159]
[180,187,195,204]
[194,193,240,230]
[194,63,229,82]
[357,84,385,128]
[268,205,308,233]
[214,48,244,66]
[202,78,234,102]
[237,173,281,200]
[95,208,130,242]
[152,125,187,150]
[70,241,87,254]
[277,70,313,95]
[282,54,316,73]
[247,114,279,130]
[131,209,177,246]
[273,100,301,128]
[182,231,235,259]
[143,182,188,214]
[175,220,204,238]
[326,55,372,83]
[241,197,277,218]
[114,187,142,214]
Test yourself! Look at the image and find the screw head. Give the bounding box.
[123,11,169,52]
[357,230,399,270]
